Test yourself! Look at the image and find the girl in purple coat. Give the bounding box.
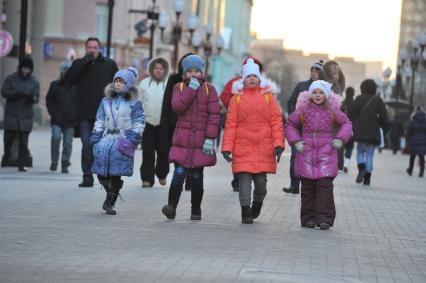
[285,80,352,230]
[161,55,220,221]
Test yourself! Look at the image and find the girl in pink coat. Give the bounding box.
[285,80,352,230]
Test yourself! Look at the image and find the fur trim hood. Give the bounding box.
[147,57,170,82]
[295,91,342,112]
[104,83,140,101]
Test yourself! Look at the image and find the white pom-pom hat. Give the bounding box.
[308,80,332,98]
[237,58,266,91]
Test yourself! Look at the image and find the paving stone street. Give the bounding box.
[0,129,425,283]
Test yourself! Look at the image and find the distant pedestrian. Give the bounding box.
[46,60,76,173]
[283,59,323,194]
[1,56,40,172]
[221,58,284,224]
[349,79,388,186]
[406,106,426,177]
[65,37,118,187]
[220,56,265,192]
[322,60,345,95]
[341,86,355,172]
[160,53,193,191]
[389,114,404,154]
[90,67,145,215]
[139,57,170,188]
[285,80,352,230]
[161,55,220,221]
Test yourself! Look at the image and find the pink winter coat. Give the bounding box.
[285,91,352,179]
[169,76,220,168]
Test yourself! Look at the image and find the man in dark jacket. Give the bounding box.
[46,60,77,173]
[1,56,40,172]
[283,60,323,194]
[350,79,388,185]
[65,37,118,187]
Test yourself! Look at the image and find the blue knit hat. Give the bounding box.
[181,55,205,74]
[113,67,138,92]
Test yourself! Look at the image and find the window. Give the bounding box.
[95,4,108,42]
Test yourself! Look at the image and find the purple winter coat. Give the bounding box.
[169,76,220,168]
[285,91,352,179]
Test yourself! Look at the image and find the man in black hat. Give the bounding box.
[283,60,323,194]
[65,37,118,187]
[1,56,40,172]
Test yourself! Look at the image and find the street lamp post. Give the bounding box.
[158,3,199,71]
[191,24,225,77]
[19,0,28,60]
[106,0,114,58]
[130,0,225,73]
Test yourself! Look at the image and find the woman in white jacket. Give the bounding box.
[139,57,170,187]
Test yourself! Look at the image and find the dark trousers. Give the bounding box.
[391,137,401,154]
[300,177,335,226]
[79,120,94,182]
[168,165,204,211]
[344,139,354,159]
[289,146,300,189]
[3,130,30,167]
[337,147,344,171]
[140,123,170,184]
[238,172,267,206]
[408,154,425,174]
[97,175,122,185]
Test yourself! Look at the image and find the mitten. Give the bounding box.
[275,147,284,163]
[189,77,200,90]
[332,139,343,150]
[202,138,215,156]
[294,141,305,153]
[222,152,232,163]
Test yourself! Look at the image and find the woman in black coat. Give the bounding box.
[407,106,426,177]
[1,56,39,172]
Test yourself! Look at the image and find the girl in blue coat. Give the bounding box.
[91,67,145,215]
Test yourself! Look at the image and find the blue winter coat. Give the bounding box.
[91,84,145,176]
[408,111,426,156]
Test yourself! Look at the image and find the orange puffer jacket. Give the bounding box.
[221,86,284,174]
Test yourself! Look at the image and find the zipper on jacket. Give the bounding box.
[189,88,198,169]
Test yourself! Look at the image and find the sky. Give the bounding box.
[251,0,403,71]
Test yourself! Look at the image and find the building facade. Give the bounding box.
[0,0,253,123]
[397,0,426,109]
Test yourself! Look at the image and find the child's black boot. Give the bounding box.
[241,206,253,224]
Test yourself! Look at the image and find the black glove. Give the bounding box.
[84,53,95,63]
[222,152,232,163]
[275,147,284,163]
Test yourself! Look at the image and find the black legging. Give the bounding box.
[408,154,425,173]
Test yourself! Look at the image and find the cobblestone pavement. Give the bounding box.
[0,129,425,283]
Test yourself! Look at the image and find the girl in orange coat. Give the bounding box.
[221,59,285,224]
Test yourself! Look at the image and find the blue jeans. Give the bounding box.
[168,165,204,210]
[356,143,376,173]
[79,120,94,180]
[51,124,74,165]
[289,146,300,189]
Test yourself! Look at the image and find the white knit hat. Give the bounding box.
[237,58,266,91]
[308,80,332,98]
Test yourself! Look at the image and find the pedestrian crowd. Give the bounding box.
[2,37,425,228]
